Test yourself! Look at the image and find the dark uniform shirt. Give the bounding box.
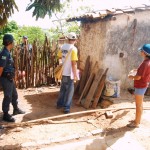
[0,47,15,73]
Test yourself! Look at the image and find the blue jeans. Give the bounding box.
[0,77,18,113]
[57,76,74,112]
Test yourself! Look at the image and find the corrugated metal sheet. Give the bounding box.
[67,4,150,22]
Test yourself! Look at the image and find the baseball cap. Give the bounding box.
[3,34,14,46]
[66,32,77,40]
[139,44,150,56]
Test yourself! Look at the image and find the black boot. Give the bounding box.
[13,108,25,116]
[3,113,15,122]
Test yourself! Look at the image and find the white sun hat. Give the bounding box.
[66,32,77,40]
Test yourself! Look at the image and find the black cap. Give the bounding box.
[3,34,14,46]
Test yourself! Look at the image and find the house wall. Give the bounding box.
[79,10,150,89]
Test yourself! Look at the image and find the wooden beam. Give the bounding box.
[83,69,104,109]
[92,68,109,108]
[78,56,90,95]
[76,61,98,105]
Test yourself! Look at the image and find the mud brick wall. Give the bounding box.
[79,10,150,89]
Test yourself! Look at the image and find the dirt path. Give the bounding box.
[0,86,150,149]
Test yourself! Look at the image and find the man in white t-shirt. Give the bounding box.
[57,32,78,114]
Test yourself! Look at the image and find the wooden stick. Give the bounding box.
[1,106,150,129]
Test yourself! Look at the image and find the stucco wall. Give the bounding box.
[79,10,150,89]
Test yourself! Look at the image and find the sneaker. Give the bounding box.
[3,113,15,122]
[13,108,25,115]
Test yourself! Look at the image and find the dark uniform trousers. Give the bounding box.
[0,77,18,113]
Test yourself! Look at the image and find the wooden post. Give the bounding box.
[76,61,98,105]
[92,68,109,108]
[83,69,104,109]
[31,41,35,86]
[78,56,90,95]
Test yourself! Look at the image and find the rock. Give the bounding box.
[105,111,113,119]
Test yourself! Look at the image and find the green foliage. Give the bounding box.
[0,21,19,49]
[17,26,45,44]
[48,21,80,41]
[1,21,18,34]
[0,21,46,49]
[26,0,70,20]
[0,0,18,28]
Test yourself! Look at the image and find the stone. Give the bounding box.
[105,111,113,119]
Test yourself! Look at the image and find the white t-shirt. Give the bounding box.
[59,43,78,76]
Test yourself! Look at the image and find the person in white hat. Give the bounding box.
[56,32,78,114]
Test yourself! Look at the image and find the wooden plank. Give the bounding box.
[78,56,90,95]
[76,73,95,105]
[76,61,98,105]
[92,68,109,108]
[83,69,104,109]
[83,61,99,97]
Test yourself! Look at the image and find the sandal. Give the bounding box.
[127,122,139,128]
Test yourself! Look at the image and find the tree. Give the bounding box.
[0,0,18,28]
[0,0,86,28]
[0,0,68,28]
[0,21,46,48]
[17,26,45,44]
[1,21,18,34]
[0,21,19,49]
[26,0,69,20]
[48,0,91,39]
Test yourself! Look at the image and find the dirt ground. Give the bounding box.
[0,86,150,150]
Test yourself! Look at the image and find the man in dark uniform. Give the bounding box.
[0,34,25,122]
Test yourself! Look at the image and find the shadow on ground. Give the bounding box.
[22,91,86,122]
